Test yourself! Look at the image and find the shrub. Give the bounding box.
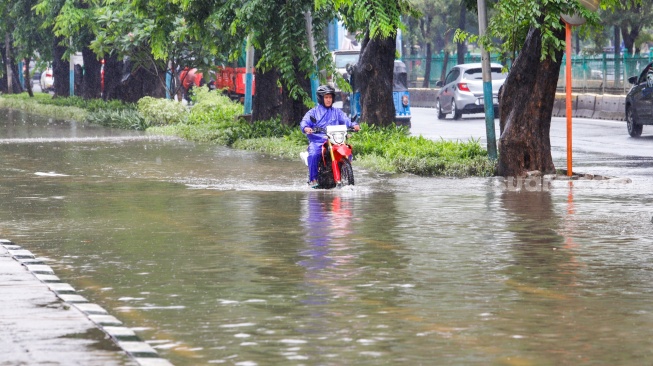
[188,86,243,125]
[0,93,88,121]
[85,109,147,130]
[285,127,309,146]
[137,96,188,126]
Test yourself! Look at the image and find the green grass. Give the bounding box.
[228,123,496,177]
[0,93,88,121]
[0,90,497,177]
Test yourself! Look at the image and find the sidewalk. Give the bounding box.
[0,239,172,366]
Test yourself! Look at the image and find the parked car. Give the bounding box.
[40,67,54,91]
[625,62,653,137]
[435,63,507,120]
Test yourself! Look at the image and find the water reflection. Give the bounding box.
[300,194,354,265]
[299,193,358,305]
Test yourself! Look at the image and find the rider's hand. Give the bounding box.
[353,125,360,132]
[304,127,313,134]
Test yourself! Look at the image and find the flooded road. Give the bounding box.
[1,108,653,365]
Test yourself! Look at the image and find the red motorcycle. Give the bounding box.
[301,124,356,189]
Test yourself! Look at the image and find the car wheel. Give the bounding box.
[452,100,462,120]
[626,106,643,137]
[436,99,446,119]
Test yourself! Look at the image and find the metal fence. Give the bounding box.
[403,52,653,94]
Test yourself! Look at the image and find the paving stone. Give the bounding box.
[88,314,124,326]
[17,258,45,265]
[134,357,175,366]
[74,303,109,315]
[57,294,89,303]
[33,273,60,282]
[103,326,137,338]
[48,282,76,293]
[118,341,158,355]
[8,249,35,258]
[25,264,54,274]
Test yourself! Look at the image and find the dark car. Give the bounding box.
[625,62,653,137]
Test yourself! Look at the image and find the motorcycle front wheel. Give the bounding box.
[338,159,355,186]
[317,162,336,189]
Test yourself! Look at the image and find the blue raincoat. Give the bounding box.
[300,104,358,182]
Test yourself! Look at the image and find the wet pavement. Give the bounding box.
[1,240,178,365]
[0,241,135,365]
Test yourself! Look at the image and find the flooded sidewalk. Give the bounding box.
[0,240,170,366]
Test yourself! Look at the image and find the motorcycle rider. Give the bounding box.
[301,85,360,187]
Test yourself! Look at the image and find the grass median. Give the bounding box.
[0,89,496,177]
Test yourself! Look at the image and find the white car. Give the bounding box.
[40,67,54,91]
[435,63,507,120]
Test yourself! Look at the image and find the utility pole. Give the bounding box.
[69,38,74,96]
[244,34,255,115]
[561,0,599,176]
[476,0,497,159]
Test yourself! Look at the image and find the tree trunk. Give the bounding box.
[0,38,18,93]
[439,51,450,84]
[422,43,432,88]
[119,58,166,103]
[102,53,123,101]
[355,32,396,126]
[457,1,467,65]
[280,58,310,126]
[252,66,281,122]
[5,33,14,94]
[620,24,640,56]
[497,25,563,177]
[24,56,34,97]
[53,36,69,97]
[614,26,621,86]
[81,47,102,99]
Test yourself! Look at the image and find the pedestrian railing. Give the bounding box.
[404,51,653,95]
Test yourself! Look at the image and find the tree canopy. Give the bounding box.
[0,0,420,125]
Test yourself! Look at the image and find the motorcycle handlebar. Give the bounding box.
[308,116,358,134]
[311,127,325,134]
[310,127,358,134]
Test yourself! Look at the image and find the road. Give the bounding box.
[408,107,653,177]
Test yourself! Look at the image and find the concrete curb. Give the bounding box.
[409,88,627,121]
[0,239,173,366]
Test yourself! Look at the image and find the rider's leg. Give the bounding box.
[307,143,321,183]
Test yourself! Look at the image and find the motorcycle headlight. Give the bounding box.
[332,132,346,144]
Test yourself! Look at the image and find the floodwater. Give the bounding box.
[1,108,653,365]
